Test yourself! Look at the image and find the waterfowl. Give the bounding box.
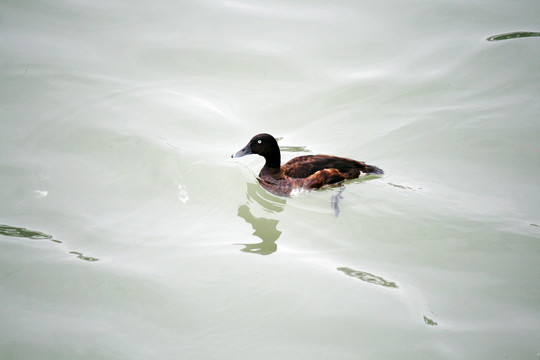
[231,133,383,196]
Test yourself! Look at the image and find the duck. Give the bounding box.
[231,133,383,196]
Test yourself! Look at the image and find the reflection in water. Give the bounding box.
[388,183,416,190]
[246,182,286,213]
[236,183,285,255]
[69,251,99,262]
[337,267,398,288]
[237,205,281,255]
[423,315,438,326]
[0,224,61,243]
[276,137,311,153]
[338,267,440,326]
[487,31,540,41]
[279,145,311,153]
[330,186,345,217]
[0,224,99,262]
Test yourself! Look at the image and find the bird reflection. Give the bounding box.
[237,205,281,255]
[236,183,285,255]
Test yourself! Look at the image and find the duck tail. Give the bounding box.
[365,164,384,175]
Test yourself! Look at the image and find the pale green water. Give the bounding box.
[1,0,540,359]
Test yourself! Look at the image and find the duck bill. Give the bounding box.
[231,143,252,158]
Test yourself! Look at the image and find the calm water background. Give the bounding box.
[1,0,539,359]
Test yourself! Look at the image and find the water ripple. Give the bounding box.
[0,224,58,242]
[487,31,540,42]
[423,315,438,326]
[0,224,99,262]
[337,267,398,288]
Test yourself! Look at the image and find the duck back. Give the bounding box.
[281,155,382,179]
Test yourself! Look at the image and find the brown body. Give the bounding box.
[232,134,383,196]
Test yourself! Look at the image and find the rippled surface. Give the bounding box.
[1,0,540,359]
[487,31,540,41]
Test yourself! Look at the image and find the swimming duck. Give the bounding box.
[232,133,383,196]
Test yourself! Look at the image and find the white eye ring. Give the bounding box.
[257,140,262,144]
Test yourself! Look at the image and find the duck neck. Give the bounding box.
[262,154,281,173]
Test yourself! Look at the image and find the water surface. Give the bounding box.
[1,0,540,359]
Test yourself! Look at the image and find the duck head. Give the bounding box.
[231,133,281,169]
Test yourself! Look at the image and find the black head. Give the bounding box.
[231,133,281,168]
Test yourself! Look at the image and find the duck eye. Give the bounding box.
[257,140,262,144]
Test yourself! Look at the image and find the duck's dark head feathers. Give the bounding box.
[231,133,281,169]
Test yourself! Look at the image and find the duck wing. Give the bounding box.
[281,155,371,179]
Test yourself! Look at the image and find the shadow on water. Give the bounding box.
[0,224,99,262]
[236,182,285,255]
[487,31,540,41]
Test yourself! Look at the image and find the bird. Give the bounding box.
[232,133,383,196]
